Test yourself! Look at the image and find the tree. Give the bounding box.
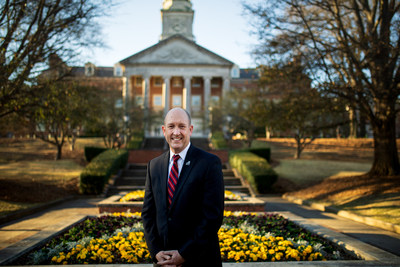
[256,62,348,158]
[25,82,101,160]
[84,88,143,149]
[244,0,400,175]
[268,88,348,158]
[0,0,111,118]
[223,87,268,147]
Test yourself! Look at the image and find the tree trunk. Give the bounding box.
[69,134,77,151]
[56,144,63,160]
[348,106,357,138]
[369,112,400,176]
[358,112,367,138]
[294,135,303,159]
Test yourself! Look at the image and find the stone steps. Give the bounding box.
[106,163,252,197]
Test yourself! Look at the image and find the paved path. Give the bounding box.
[0,196,400,266]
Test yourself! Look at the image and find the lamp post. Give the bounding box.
[123,115,129,146]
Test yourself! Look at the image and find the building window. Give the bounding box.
[154,77,162,86]
[172,95,182,107]
[153,95,162,107]
[114,66,122,76]
[191,95,201,111]
[135,95,143,106]
[172,77,183,87]
[192,77,202,88]
[135,77,142,87]
[115,98,123,108]
[85,62,95,76]
[211,95,220,105]
[211,79,220,88]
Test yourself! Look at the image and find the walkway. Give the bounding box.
[0,196,399,266]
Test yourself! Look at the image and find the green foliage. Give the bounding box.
[126,130,144,149]
[211,131,228,149]
[84,146,108,162]
[249,148,271,163]
[229,150,277,193]
[126,140,142,149]
[79,149,129,195]
[241,161,278,194]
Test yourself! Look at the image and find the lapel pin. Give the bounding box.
[186,161,191,166]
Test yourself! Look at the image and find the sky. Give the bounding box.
[84,0,260,69]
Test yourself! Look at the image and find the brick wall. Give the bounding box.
[128,149,228,164]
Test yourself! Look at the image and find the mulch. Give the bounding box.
[285,174,400,201]
[0,177,79,203]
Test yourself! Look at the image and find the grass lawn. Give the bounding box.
[255,138,400,226]
[0,138,101,216]
[0,201,34,216]
[273,159,370,186]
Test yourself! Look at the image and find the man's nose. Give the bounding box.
[172,127,180,135]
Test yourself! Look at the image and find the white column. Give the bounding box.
[122,76,128,109]
[142,75,150,109]
[204,76,211,111]
[162,76,171,116]
[223,77,230,92]
[142,75,150,137]
[183,76,192,113]
[204,76,211,136]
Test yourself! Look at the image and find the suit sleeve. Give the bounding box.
[141,161,162,261]
[179,155,225,260]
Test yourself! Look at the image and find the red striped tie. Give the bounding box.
[167,154,180,206]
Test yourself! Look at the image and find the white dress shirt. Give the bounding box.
[168,142,191,177]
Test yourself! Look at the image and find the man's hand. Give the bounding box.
[156,250,185,267]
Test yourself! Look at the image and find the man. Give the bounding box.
[142,108,225,267]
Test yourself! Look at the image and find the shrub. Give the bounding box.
[80,149,129,195]
[84,146,108,162]
[127,139,142,149]
[211,131,228,149]
[127,130,144,149]
[249,148,271,163]
[229,150,277,194]
[240,161,278,193]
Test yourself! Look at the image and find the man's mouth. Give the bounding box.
[171,136,182,141]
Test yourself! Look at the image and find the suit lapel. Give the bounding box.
[161,151,170,211]
[170,145,197,208]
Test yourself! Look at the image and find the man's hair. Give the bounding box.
[164,108,191,126]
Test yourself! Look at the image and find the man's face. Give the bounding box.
[162,109,193,154]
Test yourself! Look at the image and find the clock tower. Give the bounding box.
[161,0,194,41]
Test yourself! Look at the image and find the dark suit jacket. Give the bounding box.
[142,145,224,267]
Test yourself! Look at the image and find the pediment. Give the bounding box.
[120,35,233,66]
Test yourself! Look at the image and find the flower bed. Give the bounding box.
[119,190,243,202]
[17,211,359,265]
[98,190,265,213]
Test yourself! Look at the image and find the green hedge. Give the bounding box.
[79,149,129,195]
[229,150,277,194]
[84,146,108,162]
[211,131,228,149]
[249,148,271,163]
[127,130,144,149]
[127,139,142,149]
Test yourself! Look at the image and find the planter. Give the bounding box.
[97,193,266,213]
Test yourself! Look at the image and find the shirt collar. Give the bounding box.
[169,142,191,162]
